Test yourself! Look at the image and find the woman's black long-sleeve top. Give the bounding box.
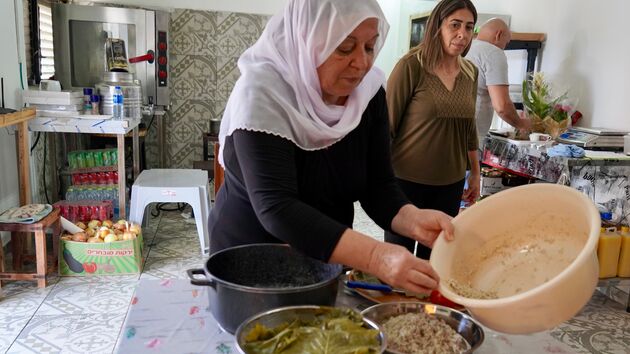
[208,88,409,262]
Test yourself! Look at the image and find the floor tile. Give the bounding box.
[36,278,137,315]
[156,205,190,221]
[0,280,60,352]
[0,315,32,354]
[140,256,206,280]
[153,226,199,239]
[148,236,202,257]
[7,313,125,354]
[353,202,384,241]
[550,292,630,353]
[0,280,56,319]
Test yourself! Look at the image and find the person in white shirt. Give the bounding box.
[466,18,531,149]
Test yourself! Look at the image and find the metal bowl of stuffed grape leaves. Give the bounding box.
[235,305,386,354]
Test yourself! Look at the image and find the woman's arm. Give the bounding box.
[462,150,480,204]
[331,203,453,293]
[390,204,454,249]
[330,228,441,293]
[386,55,419,140]
[463,66,481,204]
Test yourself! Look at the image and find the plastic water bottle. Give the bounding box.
[65,186,75,201]
[112,86,124,120]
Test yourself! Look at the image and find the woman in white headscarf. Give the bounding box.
[209,0,454,294]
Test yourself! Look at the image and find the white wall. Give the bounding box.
[375,0,436,76]
[373,0,402,77]
[473,0,630,130]
[0,0,28,246]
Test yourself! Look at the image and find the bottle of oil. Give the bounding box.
[617,225,630,277]
[597,212,621,278]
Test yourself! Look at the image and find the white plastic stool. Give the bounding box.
[129,169,211,255]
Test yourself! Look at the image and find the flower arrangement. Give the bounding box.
[522,72,574,138]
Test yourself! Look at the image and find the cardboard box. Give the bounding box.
[59,233,143,276]
[480,176,510,196]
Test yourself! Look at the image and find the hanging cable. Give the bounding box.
[150,202,185,217]
[30,131,41,153]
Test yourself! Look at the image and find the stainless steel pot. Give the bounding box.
[187,243,342,334]
[96,72,143,119]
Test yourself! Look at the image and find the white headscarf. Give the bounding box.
[218,0,390,166]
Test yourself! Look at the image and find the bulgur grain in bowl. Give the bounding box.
[361,302,483,354]
[430,184,600,334]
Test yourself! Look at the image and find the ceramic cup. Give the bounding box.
[529,133,552,142]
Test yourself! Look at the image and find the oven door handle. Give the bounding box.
[129,50,155,64]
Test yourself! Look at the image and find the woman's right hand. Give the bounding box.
[368,241,439,295]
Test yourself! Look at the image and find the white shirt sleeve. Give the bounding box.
[484,47,509,86]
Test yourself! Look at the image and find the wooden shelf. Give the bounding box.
[0,107,36,128]
[505,32,547,75]
[0,108,35,207]
[510,32,546,42]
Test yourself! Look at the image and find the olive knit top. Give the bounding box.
[387,50,479,185]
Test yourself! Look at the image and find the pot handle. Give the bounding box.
[187,268,214,287]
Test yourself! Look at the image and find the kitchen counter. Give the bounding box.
[115,277,629,353]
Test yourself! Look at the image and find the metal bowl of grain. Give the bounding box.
[235,305,387,353]
[361,302,483,354]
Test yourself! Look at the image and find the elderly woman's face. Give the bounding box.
[317,18,379,105]
[439,8,475,58]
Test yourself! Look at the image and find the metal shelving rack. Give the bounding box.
[505,32,546,110]
[29,116,141,218]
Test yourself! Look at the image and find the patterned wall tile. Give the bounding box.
[215,56,240,102]
[215,13,266,56]
[144,9,269,169]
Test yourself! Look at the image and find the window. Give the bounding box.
[25,0,55,84]
[38,3,54,81]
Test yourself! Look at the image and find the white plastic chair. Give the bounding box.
[129,169,211,255]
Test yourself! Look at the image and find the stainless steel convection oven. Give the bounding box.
[52,3,171,166]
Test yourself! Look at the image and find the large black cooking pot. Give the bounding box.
[187,243,342,334]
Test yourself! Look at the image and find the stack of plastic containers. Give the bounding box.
[22,89,83,117]
[597,212,621,278]
[54,200,113,222]
[68,149,118,170]
[64,148,121,218]
[618,226,630,278]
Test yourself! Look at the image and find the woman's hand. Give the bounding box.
[462,171,480,205]
[368,241,440,294]
[391,204,454,248]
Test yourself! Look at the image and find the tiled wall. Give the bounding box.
[144,9,269,169]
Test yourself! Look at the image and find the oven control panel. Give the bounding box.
[157,31,168,87]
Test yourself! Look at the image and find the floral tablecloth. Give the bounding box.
[114,277,630,354]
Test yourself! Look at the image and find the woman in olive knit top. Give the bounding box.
[386,0,480,259]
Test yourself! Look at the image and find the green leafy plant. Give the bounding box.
[522,72,568,123]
